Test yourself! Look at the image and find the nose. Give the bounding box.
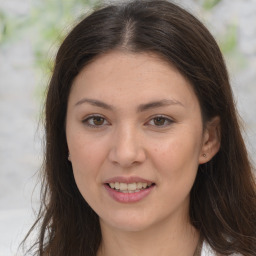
[108,124,146,168]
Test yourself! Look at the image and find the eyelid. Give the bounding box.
[82,114,110,128]
[145,115,174,127]
[82,114,174,128]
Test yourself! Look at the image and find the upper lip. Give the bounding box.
[104,176,154,184]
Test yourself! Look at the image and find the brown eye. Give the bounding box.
[83,115,109,128]
[153,117,166,126]
[92,116,105,125]
[146,115,173,127]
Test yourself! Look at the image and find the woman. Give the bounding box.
[23,0,256,255]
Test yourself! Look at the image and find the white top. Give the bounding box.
[201,241,241,256]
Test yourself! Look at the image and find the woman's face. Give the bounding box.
[66,51,209,232]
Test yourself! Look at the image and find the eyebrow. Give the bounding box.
[75,98,113,110]
[137,99,184,112]
[74,98,184,112]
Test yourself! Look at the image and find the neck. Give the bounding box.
[97,214,200,256]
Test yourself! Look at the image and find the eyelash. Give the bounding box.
[82,115,110,128]
[146,115,174,128]
[82,115,174,128]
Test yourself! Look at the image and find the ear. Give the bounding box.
[199,116,221,164]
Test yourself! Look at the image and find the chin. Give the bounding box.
[110,220,152,232]
[100,210,156,232]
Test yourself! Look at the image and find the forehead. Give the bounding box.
[69,50,199,110]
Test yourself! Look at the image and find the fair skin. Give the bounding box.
[66,51,220,256]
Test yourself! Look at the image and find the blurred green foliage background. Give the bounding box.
[0,0,244,86]
[0,0,101,93]
[2,0,251,110]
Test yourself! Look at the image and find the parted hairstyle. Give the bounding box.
[23,0,256,255]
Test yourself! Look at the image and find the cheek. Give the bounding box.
[68,128,107,166]
[150,137,200,210]
[69,140,104,208]
[150,129,202,179]
[67,131,103,192]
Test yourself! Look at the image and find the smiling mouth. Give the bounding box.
[106,182,155,193]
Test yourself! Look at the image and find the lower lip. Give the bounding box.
[104,184,155,203]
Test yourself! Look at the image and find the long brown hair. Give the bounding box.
[23,0,256,255]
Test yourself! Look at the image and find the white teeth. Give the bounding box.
[137,182,142,189]
[142,182,147,188]
[127,183,136,191]
[108,181,153,192]
[119,183,128,190]
[115,182,120,189]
